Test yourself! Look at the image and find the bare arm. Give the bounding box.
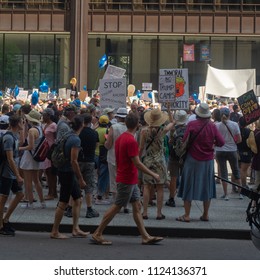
[6,151,23,185]
[104,126,113,150]
[131,155,160,182]
[19,128,37,151]
[71,147,86,189]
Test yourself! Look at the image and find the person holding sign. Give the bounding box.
[139,105,174,220]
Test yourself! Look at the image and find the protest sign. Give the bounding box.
[159,69,189,110]
[142,83,152,91]
[237,90,260,125]
[58,88,67,99]
[99,78,126,111]
[16,90,28,102]
[103,65,126,79]
[39,92,48,100]
[79,90,88,101]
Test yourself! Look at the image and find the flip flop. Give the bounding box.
[90,235,112,245]
[176,215,190,223]
[200,216,209,222]
[142,236,164,245]
[72,231,90,238]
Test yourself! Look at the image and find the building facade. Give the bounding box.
[1,0,260,95]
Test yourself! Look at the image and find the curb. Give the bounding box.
[13,223,251,240]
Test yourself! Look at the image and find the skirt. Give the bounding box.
[177,154,216,201]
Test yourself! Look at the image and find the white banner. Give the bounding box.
[205,65,256,98]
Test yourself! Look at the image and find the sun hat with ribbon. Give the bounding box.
[25,109,41,124]
[195,103,211,118]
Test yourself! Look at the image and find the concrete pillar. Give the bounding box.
[70,0,88,91]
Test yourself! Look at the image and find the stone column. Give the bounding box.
[70,0,88,91]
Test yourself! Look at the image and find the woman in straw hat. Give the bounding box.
[177,103,225,222]
[139,106,174,220]
[19,109,46,209]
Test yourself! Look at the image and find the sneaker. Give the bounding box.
[165,198,176,207]
[86,208,99,218]
[220,194,229,201]
[21,203,35,209]
[231,186,238,193]
[95,199,111,205]
[3,221,16,233]
[0,227,15,236]
[64,206,72,217]
[40,202,47,209]
[239,194,244,200]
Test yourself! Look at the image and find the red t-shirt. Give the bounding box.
[115,132,139,184]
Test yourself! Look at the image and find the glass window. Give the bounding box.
[210,36,236,69]
[88,35,106,91]
[132,36,158,90]
[4,34,29,88]
[30,34,54,89]
[0,34,3,89]
[183,36,210,93]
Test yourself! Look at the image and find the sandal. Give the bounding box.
[156,214,166,220]
[91,234,112,245]
[200,216,209,222]
[142,215,148,220]
[176,215,190,223]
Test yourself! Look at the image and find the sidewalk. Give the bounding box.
[10,182,254,240]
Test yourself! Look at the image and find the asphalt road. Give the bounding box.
[0,231,260,260]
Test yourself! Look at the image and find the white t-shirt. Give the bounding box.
[215,120,240,152]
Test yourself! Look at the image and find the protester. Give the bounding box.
[237,116,253,188]
[19,109,46,209]
[41,108,58,200]
[95,115,110,205]
[50,115,89,239]
[139,106,174,220]
[92,113,163,245]
[0,115,24,236]
[167,110,188,207]
[177,103,225,222]
[105,107,129,212]
[78,113,100,218]
[215,107,242,200]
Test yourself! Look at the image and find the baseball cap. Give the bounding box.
[99,115,109,125]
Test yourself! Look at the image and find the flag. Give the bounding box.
[205,65,256,98]
[183,44,195,62]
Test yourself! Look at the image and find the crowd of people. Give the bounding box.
[0,93,259,245]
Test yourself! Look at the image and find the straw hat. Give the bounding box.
[25,109,41,124]
[174,110,188,125]
[195,103,211,118]
[144,108,168,127]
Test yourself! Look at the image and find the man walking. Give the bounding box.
[0,115,24,236]
[92,113,163,245]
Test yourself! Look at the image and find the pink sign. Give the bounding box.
[183,44,195,62]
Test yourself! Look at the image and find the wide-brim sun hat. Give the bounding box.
[103,107,115,115]
[174,110,188,125]
[195,103,211,118]
[25,109,41,124]
[115,107,128,118]
[144,108,169,127]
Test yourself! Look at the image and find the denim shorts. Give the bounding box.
[0,176,23,196]
[215,151,240,180]
[79,162,96,194]
[114,183,140,207]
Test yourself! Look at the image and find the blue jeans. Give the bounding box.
[97,159,109,198]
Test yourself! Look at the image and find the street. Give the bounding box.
[0,231,259,260]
